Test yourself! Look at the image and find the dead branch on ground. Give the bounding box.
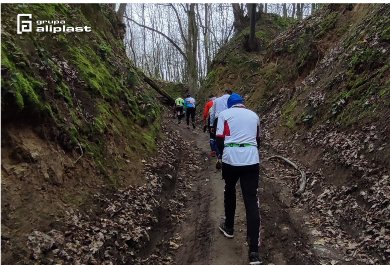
[268,155,307,196]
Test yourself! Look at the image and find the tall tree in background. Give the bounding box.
[248,3,258,51]
[186,3,199,92]
[117,4,126,22]
[297,3,304,20]
[123,3,314,88]
[282,3,287,18]
[292,3,296,18]
[232,3,246,33]
[124,4,199,92]
[197,4,211,73]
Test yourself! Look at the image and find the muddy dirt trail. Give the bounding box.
[165,117,325,265]
[5,114,363,265]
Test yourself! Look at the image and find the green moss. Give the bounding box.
[12,73,42,109]
[2,38,48,111]
[204,69,217,89]
[260,63,282,90]
[379,84,390,98]
[163,82,186,98]
[99,43,112,59]
[335,98,378,126]
[316,12,338,38]
[2,3,164,190]
[69,110,82,127]
[281,99,298,129]
[69,47,121,99]
[274,16,295,29]
[349,48,382,72]
[127,69,140,88]
[55,82,73,105]
[255,30,270,43]
[380,25,390,41]
[93,102,112,134]
[69,125,80,145]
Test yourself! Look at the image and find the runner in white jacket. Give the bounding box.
[216,93,262,265]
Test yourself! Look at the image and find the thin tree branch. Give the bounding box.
[179,3,187,13]
[169,4,188,45]
[224,24,235,43]
[124,15,188,62]
[209,28,222,48]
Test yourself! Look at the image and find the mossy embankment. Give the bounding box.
[2,4,162,186]
[1,4,166,262]
[197,12,295,106]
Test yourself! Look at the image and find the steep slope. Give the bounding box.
[198,12,294,103]
[200,4,389,264]
[1,4,163,263]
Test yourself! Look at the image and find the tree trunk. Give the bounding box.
[186,3,198,93]
[264,3,267,13]
[141,72,175,105]
[117,3,127,22]
[204,4,211,73]
[283,3,287,18]
[311,3,316,14]
[297,3,303,20]
[108,4,115,11]
[292,3,296,18]
[248,3,257,52]
[232,3,246,33]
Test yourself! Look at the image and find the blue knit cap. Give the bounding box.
[227,93,244,108]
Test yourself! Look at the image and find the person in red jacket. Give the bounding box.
[202,95,216,156]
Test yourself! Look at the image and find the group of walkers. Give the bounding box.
[174,94,196,129]
[174,89,262,264]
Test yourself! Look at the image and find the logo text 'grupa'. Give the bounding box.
[17,14,92,34]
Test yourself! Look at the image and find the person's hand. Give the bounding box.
[203,125,207,133]
[210,127,215,134]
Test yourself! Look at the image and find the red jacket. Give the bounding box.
[203,100,214,125]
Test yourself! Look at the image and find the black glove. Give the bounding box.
[203,125,207,133]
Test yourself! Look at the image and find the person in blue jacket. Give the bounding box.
[184,94,196,129]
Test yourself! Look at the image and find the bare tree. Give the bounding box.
[125,4,199,92]
[248,3,258,51]
[186,3,199,92]
[232,3,247,33]
[282,3,287,18]
[292,3,296,18]
[117,4,126,22]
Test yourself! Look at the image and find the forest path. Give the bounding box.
[166,116,320,265]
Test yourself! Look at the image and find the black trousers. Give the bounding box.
[175,106,184,121]
[186,107,196,125]
[222,163,260,253]
[212,118,222,158]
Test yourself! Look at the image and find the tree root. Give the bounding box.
[268,155,307,197]
[74,142,84,165]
